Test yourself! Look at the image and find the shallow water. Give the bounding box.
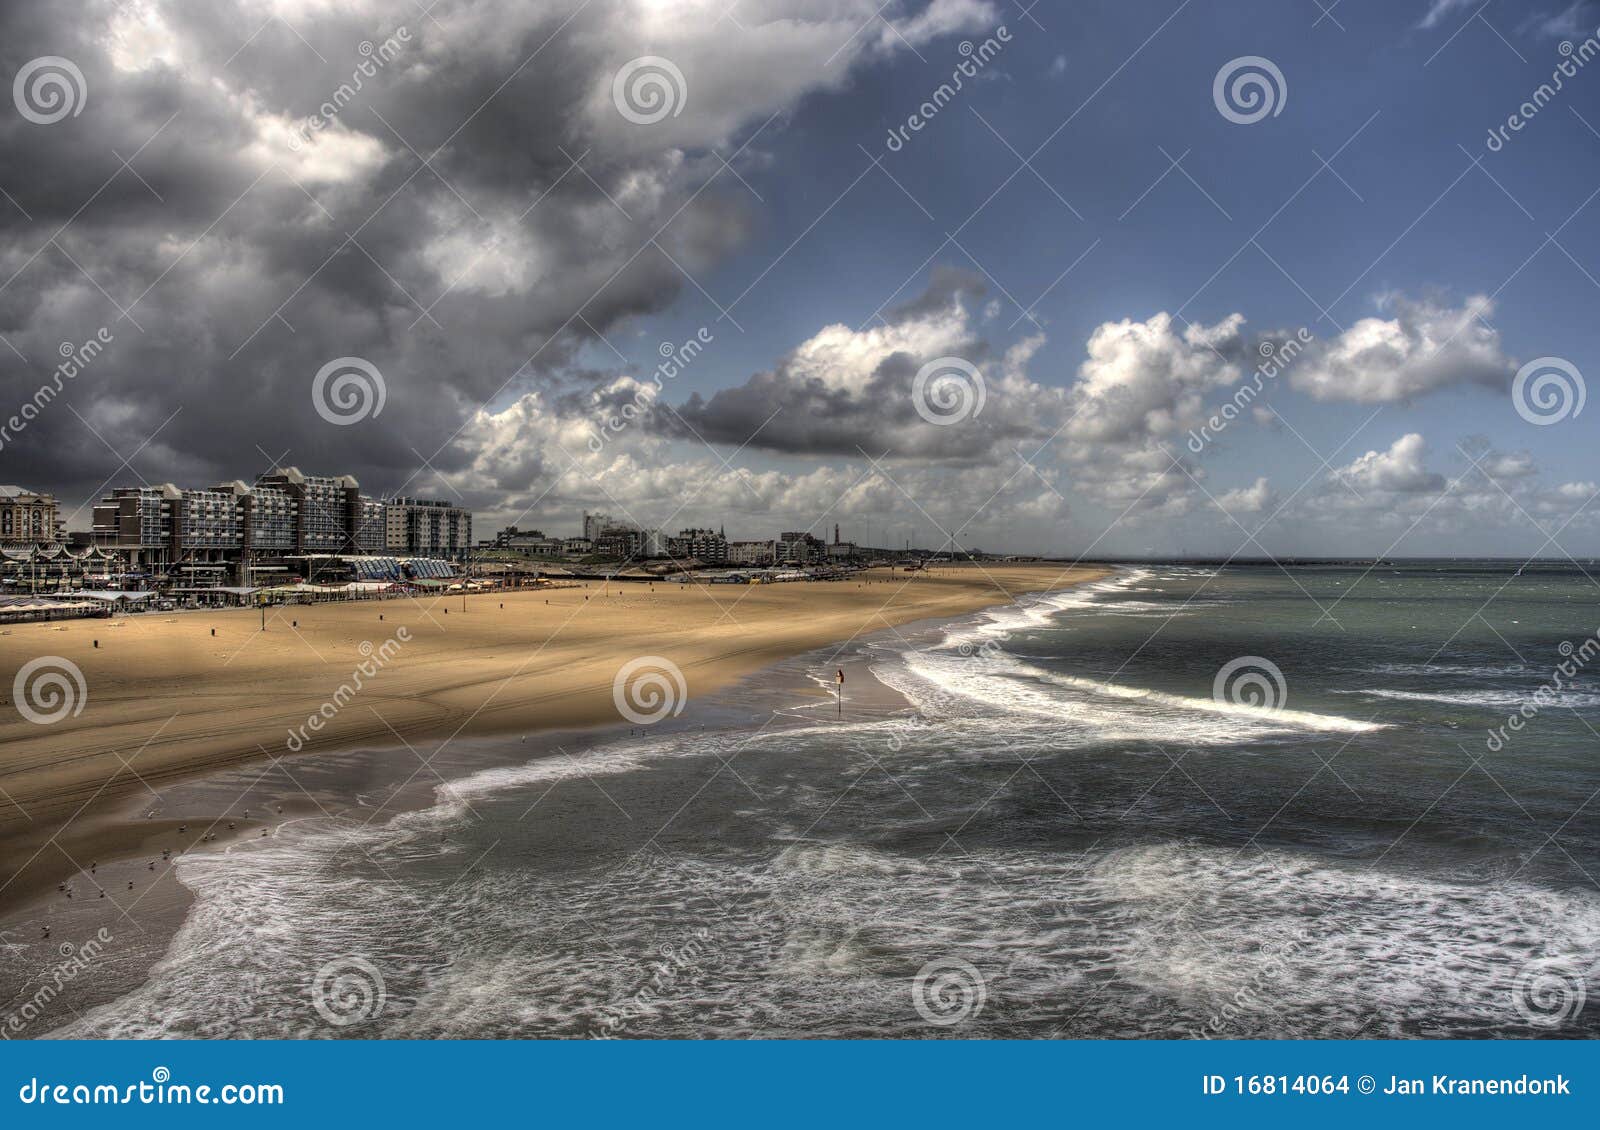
[51,564,1600,1038]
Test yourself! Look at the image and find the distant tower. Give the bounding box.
[834,523,840,545]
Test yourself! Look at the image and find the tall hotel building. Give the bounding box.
[89,467,468,581]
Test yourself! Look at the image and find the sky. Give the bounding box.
[1,0,1599,558]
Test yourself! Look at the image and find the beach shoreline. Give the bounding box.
[0,564,1110,915]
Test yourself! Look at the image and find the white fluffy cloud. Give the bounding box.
[1066,312,1246,444]
[1216,477,1277,515]
[1331,433,1445,494]
[1291,295,1510,403]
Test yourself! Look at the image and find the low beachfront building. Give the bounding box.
[728,540,776,567]
[0,485,62,548]
[667,528,729,563]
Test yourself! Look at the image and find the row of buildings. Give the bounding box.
[7,478,889,588]
[490,513,861,567]
[1,470,470,586]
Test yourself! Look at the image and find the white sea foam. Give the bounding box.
[1351,662,1536,678]
[1336,687,1600,710]
[875,645,1384,742]
[934,568,1157,650]
[1036,671,1384,733]
[59,836,1600,1039]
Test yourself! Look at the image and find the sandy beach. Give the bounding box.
[0,564,1107,912]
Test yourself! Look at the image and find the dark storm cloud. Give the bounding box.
[0,0,759,511]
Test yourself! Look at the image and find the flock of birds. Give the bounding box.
[41,805,286,938]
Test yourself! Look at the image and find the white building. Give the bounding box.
[582,511,616,542]
[385,497,472,558]
[727,539,776,566]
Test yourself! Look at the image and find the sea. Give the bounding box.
[41,563,1600,1038]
